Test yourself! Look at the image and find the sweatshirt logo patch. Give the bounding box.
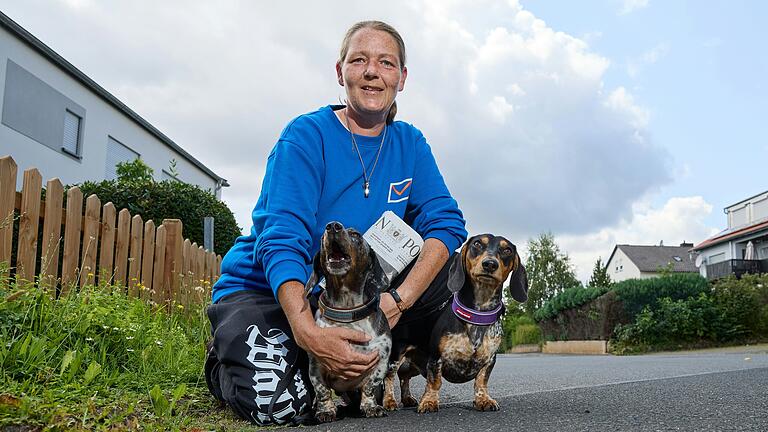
[388,178,412,203]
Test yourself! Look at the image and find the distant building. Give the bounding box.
[692,190,768,280]
[606,243,697,283]
[0,11,228,196]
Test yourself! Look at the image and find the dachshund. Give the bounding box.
[382,234,528,413]
[304,221,391,423]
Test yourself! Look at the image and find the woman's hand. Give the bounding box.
[301,326,379,380]
[380,292,403,329]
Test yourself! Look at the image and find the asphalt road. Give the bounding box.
[286,346,768,431]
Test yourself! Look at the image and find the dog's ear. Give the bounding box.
[447,249,467,293]
[304,252,322,298]
[507,253,529,303]
[368,248,390,293]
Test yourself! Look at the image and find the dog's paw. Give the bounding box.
[473,397,500,412]
[401,395,418,408]
[315,409,337,423]
[417,399,439,414]
[363,405,387,418]
[382,396,399,411]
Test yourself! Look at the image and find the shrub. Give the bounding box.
[512,324,542,346]
[612,273,710,319]
[711,273,768,337]
[612,293,722,351]
[75,159,241,255]
[534,285,611,322]
[500,313,537,351]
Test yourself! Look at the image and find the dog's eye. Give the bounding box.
[501,247,513,256]
[472,240,484,249]
[350,231,361,239]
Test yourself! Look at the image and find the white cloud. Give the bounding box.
[559,196,719,282]
[619,0,650,15]
[1,0,673,254]
[627,42,669,78]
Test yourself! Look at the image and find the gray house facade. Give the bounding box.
[0,11,228,196]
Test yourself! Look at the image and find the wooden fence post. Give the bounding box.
[80,194,101,287]
[60,187,83,295]
[128,215,143,298]
[0,156,18,285]
[98,203,116,285]
[151,225,166,306]
[16,168,42,283]
[181,238,191,309]
[162,219,183,310]
[114,208,131,289]
[140,220,156,299]
[40,178,63,293]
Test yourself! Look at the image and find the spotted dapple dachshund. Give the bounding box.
[383,234,528,413]
[304,221,391,423]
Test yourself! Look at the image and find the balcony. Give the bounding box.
[705,259,768,280]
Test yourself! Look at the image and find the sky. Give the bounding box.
[1,0,765,282]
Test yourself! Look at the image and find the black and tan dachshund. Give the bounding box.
[304,221,391,423]
[383,234,528,413]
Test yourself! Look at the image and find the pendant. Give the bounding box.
[364,181,370,198]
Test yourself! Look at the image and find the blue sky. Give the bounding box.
[1,0,764,280]
[523,0,768,228]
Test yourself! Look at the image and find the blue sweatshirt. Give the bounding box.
[212,105,467,303]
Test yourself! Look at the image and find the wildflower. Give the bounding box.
[176,304,184,310]
[127,348,135,352]
[113,327,120,331]
[126,336,134,340]
[86,337,94,342]
[155,340,163,346]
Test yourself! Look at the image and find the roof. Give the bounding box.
[692,217,768,251]
[607,244,697,273]
[0,11,229,187]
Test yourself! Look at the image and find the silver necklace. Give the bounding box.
[345,109,386,198]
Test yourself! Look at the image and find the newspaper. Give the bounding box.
[316,211,422,290]
[363,211,424,283]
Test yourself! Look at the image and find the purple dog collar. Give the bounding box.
[451,293,503,326]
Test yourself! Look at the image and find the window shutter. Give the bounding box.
[62,110,81,155]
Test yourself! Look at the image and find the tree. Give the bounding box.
[524,232,581,314]
[587,257,612,288]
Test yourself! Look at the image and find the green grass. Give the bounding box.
[0,269,260,431]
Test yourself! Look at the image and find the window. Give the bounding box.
[105,137,139,180]
[62,110,81,156]
[2,60,86,159]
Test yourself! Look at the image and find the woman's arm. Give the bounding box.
[380,238,449,328]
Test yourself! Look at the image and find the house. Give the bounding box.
[0,11,228,196]
[606,243,698,283]
[691,190,768,280]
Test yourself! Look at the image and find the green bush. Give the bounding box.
[612,273,710,319]
[612,293,722,351]
[533,285,611,322]
[512,324,542,346]
[500,313,536,351]
[711,274,768,337]
[75,159,241,255]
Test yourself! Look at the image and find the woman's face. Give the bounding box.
[337,28,407,121]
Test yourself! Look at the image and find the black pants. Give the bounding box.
[204,254,454,425]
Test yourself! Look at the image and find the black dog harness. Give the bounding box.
[318,292,381,323]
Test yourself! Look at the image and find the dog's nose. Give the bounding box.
[482,259,499,272]
[326,221,343,233]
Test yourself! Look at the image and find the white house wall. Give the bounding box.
[607,248,642,282]
[0,28,219,195]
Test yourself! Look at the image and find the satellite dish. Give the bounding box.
[695,255,705,268]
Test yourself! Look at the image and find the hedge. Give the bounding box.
[611,273,710,319]
[533,285,611,322]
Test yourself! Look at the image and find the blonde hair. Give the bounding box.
[339,21,406,124]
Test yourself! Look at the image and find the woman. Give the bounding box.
[205,20,467,425]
